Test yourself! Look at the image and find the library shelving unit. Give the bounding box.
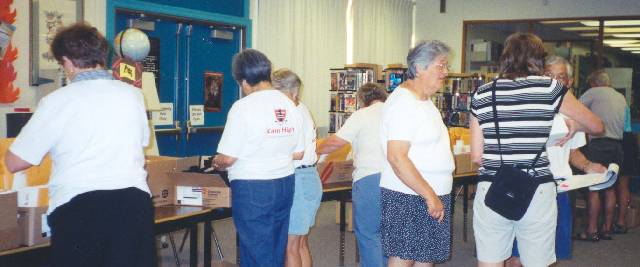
[329,64,378,133]
[383,64,407,93]
[432,73,490,128]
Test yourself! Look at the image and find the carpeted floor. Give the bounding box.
[158,197,640,267]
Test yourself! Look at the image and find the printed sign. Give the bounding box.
[151,103,173,126]
[190,105,205,126]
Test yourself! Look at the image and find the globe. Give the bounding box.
[114,28,150,62]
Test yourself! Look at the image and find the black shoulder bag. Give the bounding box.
[483,80,552,221]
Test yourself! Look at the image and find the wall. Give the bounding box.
[415,0,640,72]
[0,0,106,137]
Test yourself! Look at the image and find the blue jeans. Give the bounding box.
[352,173,387,267]
[231,175,294,267]
[512,192,572,259]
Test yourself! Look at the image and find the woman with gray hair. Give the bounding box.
[317,82,388,267]
[272,68,323,267]
[379,40,454,266]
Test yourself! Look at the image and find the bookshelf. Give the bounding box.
[329,65,378,133]
[432,73,490,128]
[383,64,407,93]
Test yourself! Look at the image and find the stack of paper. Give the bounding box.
[556,163,619,192]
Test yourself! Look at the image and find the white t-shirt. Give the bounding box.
[335,102,385,182]
[217,90,305,180]
[294,102,318,167]
[10,78,151,215]
[547,115,586,179]
[380,88,454,196]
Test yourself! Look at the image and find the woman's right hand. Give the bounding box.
[425,194,445,223]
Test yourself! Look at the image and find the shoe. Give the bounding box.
[612,224,628,234]
[575,232,599,242]
[599,231,613,240]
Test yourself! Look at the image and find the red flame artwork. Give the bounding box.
[0,0,20,103]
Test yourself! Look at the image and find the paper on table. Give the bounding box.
[556,163,619,192]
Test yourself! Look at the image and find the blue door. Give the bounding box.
[114,10,244,156]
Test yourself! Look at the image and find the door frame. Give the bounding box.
[106,0,252,49]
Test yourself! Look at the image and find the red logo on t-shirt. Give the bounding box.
[274,109,287,123]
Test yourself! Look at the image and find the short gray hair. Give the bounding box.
[406,40,450,79]
[272,68,301,95]
[357,83,388,107]
[587,69,611,87]
[545,55,573,78]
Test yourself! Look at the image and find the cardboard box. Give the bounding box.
[146,156,179,207]
[0,190,20,251]
[318,160,353,184]
[454,153,479,175]
[16,185,48,207]
[17,206,49,246]
[146,156,227,208]
[171,172,231,208]
[0,225,20,251]
[0,190,18,228]
[145,156,201,207]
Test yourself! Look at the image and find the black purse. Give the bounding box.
[483,80,550,221]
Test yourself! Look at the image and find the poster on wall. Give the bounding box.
[30,0,84,85]
[141,37,160,93]
[204,71,223,112]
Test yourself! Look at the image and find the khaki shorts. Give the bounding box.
[473,181,557,267]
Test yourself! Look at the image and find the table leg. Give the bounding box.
[339,199,346,267]
[190,224,198,267]
[204,220,212,267]
[463,180,469,243]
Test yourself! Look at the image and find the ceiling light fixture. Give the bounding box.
[603,39,639,45]
[581,20,640,27]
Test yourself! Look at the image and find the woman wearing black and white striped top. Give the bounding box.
[469,33,603,267]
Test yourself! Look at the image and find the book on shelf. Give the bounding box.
[344,94,357,113]
[330,92,337,112]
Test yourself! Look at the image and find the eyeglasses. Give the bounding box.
[434,63,451,72]
[545,72,569,81]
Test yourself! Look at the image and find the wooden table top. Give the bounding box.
[0,205,215,256]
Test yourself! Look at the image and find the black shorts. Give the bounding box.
[48,187,156,267]
[581,138,624,169]
[622,132,638,176]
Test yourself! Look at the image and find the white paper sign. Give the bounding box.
[151,103,173,126]
[190,105,205,126]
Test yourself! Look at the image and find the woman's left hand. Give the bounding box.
[425,194,445,223]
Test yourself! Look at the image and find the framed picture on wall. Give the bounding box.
[204,71,223,112]
[30,0,84,85]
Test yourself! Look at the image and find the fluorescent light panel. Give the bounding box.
[612,34,640,38]
[540,20,580,24]
[561,26,598,31]
[608,43,640,47]
[632,51,640,54]
[603,39,639,45]
[621,47,640,51]
[581,20,640,27]
[604,27,640,33]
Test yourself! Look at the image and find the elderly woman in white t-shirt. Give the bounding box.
[379,40,455,266]
[213,49,305,267]
[271,68,323,267]
[317,82,388,267]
